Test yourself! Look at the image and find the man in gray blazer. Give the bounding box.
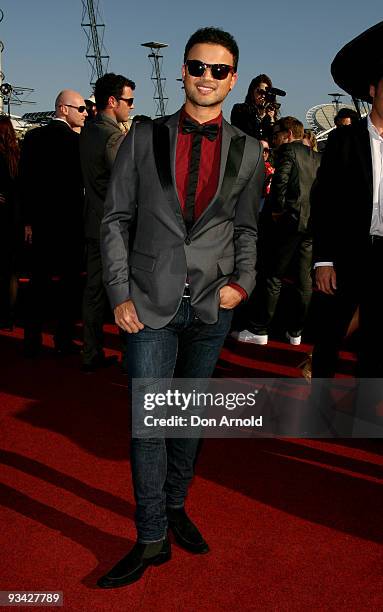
[80,73,135,371]
[98,27,264,588]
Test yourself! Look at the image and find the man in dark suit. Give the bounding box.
[234,116,320,346]
[98,27,264,588]
[79,73,135,372]
[20,89,86,356]
[312,74,383,378]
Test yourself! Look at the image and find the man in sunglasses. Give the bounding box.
[99,27,263,588]
[80,73,135,372]
[20,89,87,357]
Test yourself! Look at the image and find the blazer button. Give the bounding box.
[184,237,191,245]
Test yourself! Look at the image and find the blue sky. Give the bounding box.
[0,1,382,123]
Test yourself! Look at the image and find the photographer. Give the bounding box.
[231,74,278,140]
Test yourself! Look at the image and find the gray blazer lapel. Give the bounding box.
[216,121,232,199]
[153,110,186,231]
[190,120,246,234]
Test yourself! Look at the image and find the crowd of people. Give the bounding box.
[0,63,374,378]
[1,22,382,589]
[0,49,380,384]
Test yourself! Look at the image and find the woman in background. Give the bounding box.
[231,74,277,141]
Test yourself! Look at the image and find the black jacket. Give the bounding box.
[0,153,20,262]
[19,120,84,252]
[268,140,321,233]
[311,119,373,273]
[79,113,125,240]
[230,103,273,141]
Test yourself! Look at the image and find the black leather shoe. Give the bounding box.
[167,507,209,554]
[97,537,171,589]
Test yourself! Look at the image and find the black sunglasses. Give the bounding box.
[118,97,134,107]
[185,60,234,80]
[64,103,87,113]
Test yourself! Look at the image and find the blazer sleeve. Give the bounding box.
[229,140,264,295]
[311,130,342,263]
[269,144,295,213]
[100,123,139,309]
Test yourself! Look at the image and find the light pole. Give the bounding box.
[0,82,12,115]
[81,0,109,89]
[328,92,345,115]
[141,41,168,117]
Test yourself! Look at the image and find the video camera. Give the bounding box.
[264,87,286,111]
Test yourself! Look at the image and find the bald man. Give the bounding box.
[20,89,87,357]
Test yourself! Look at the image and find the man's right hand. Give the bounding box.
[315,266,337,295]
[114,300,144,333]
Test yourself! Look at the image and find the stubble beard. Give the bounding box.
[185,85,226,109]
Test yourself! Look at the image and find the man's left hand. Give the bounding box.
[219,285,243,310]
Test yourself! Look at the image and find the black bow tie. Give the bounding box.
[182,117,220,141]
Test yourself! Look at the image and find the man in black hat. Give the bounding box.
[311,68,383,378]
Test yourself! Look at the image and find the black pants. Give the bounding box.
[0,253,17,327]
[312,238,383,378]
[248,229,313,336]
[82,238,108,364]
[82,238,128,366]
[24,257,81,349]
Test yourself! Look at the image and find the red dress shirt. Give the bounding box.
[175,108,247,301]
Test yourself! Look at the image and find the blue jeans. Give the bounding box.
[127,298,233,543]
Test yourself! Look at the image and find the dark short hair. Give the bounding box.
[94,73,136,111]
[245,74,273,104]
[334,107,359,126]
[276,116,304,139]
[184,27,239,71]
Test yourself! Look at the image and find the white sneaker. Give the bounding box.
[231,330,268,345]
[286,332,302,346]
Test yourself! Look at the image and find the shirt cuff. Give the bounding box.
[228,282,248,301]
[314,262,334,268]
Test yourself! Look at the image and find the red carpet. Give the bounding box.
[0,326,382,611]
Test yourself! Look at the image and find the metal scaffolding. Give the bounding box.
[141,42,168,117]
[0,9,35,116]
[81,0,109,88]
